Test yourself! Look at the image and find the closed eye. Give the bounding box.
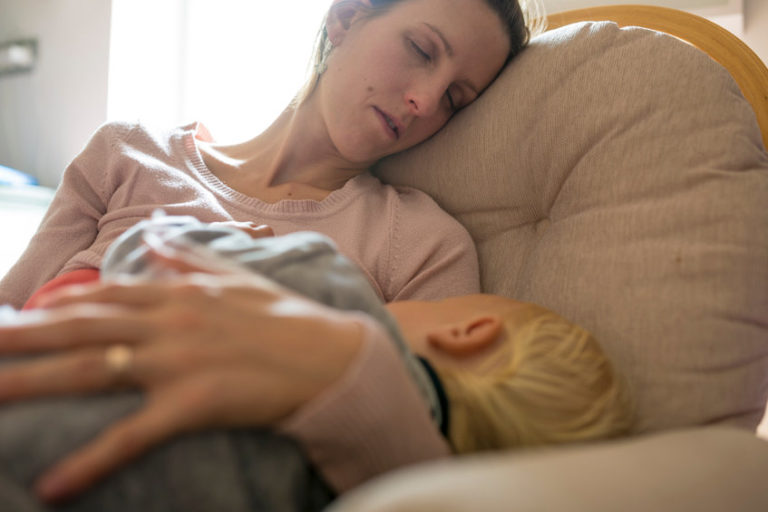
[410,40,432,62]
[445,91,456,112]
[446,84,467,113]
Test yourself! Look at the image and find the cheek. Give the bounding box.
[403,115,451,148]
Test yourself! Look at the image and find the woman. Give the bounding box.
[0,0,543,507]
[0,0,534,309]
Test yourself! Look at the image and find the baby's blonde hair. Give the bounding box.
[437,306,633,454]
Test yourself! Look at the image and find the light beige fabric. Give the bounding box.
[329,427,768,512]
[376,22,768,433]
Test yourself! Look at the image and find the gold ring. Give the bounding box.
[105,345,134,383]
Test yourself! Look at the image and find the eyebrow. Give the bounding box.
[424,22,453,57]
[423,22,480,97]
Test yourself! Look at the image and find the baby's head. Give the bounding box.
[386,294,633,454]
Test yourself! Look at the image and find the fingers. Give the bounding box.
[35,397,182,504]
[32,374,250,504]
[36,280,169,309]
[0,277,270,356]
[211,221,274,239]
[11,330,341,503]
[244,224,274,239]
[43,276,228,309]
[0,306,151,354]
[0,346,140,401]
[0,340,247,403]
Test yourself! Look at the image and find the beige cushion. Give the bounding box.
[375,22,768,433]
[329,428,768,512]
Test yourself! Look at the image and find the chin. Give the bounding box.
[336,140,390,166]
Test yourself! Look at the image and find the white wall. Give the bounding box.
[0,0,111,187]
[543,0,767,65]
[106,0,327,144]
[742,0,768,66]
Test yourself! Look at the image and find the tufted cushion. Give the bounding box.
[375,22,768,433]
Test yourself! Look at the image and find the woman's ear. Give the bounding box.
[426,315,503,358]
[326,0,372,46]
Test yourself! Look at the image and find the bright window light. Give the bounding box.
[108,0,329,143]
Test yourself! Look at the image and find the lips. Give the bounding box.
[374,107,401,140]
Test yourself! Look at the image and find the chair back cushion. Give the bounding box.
[375,22,768,433]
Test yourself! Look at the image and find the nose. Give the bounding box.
[405,81,444,118]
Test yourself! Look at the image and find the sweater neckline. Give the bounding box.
[178,122,378,214]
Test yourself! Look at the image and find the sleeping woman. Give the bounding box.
[0,0,541,310]
[0,0,545,509]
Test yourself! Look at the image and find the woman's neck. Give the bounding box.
[200,100,370,198]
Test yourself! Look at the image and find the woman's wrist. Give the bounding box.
[284,308,366,402]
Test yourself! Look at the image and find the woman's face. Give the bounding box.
[317,0,510,164]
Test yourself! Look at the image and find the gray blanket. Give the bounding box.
[0,393,333,511]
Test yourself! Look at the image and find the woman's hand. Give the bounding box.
[210,220,274,239]
[0,274,362,503]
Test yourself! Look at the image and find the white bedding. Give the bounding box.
[0,185,54,280]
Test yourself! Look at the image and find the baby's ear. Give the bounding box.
[326,0,372,45]
[426,315,503,358]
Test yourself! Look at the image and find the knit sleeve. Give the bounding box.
[0,122,127,308]
[385,187,480,301]
[277,314,451,493]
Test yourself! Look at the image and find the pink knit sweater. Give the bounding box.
[0,121,478,492]
[0,121,478,308]
[280,313,452,492]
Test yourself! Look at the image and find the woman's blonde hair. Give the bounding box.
[437,307,633,454]
[292,0,548,106]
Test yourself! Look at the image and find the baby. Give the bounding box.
[0,214,632,511]
[103,213,633,454]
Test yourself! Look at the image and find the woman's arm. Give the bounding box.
[0,274,447,502]
[0,124,121,308]
[278,313,450,492]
